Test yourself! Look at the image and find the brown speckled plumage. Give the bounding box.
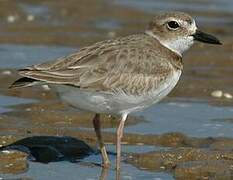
[18,34,182,95]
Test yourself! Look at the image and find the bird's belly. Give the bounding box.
[54,70,181,115]
[117,70,182,114]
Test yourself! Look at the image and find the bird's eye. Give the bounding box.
[167,21,180,30]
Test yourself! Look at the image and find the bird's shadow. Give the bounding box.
[0,136,99,164]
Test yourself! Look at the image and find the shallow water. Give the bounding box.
[0,44,75,68]
[116,0,233,14]
[0,0,233,179]
[1,161,174,180]
[132,100,233,137]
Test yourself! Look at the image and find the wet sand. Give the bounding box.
[0,0,233,179]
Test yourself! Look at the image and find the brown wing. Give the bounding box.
[16,34,177,94]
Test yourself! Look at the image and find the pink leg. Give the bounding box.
[116,113,128,172]
[93,113,110,168]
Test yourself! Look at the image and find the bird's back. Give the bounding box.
[11,33,182,97]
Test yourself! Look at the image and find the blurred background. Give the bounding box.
[0,0,233,180]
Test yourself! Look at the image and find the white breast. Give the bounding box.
[118,69,182,114]
[54,70,182,115]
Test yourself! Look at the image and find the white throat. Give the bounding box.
[145,30,194,56]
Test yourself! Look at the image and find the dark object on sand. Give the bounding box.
[0,136,94,163]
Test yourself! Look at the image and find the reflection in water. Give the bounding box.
[100,167,109,180]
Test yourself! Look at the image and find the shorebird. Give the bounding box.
[10,12,221,171]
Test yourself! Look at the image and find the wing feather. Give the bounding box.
[17,34,178,94]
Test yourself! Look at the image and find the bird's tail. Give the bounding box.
[9,77,38,89]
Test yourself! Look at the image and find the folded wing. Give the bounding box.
[11,35,175,94]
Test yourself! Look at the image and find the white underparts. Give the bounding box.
[163,36,194,56]
[145,30,194,56]
[53,69,182,116]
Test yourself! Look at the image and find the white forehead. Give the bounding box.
[172,18,197,32]
[180,19,196,31]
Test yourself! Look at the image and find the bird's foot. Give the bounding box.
[101,162,111,168]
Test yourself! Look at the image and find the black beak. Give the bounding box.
[192,30,222,45]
